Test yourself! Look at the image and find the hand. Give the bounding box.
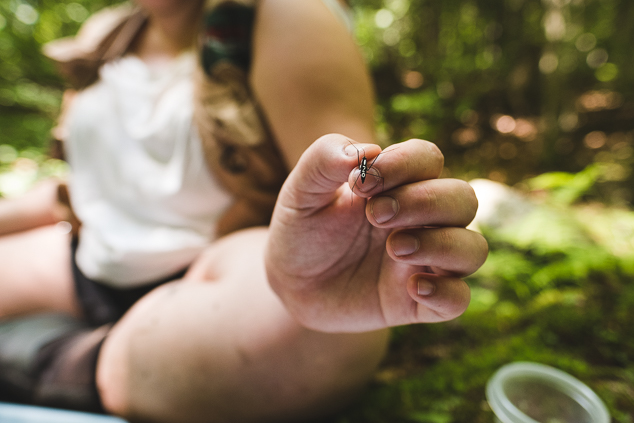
[265,134,488,333]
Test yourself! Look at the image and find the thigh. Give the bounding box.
[97,227,390,423]
[0,225,81,319]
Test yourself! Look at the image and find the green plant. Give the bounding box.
[338,167,634,422]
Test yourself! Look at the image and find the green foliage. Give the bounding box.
[0,143,67,197]
[528,163,604,205]
[0,0,123,198]
[352,0,634,205]
[3,0,634,204]
[337,170,634,422]
[0,0,124,151]
[1,1,634,421]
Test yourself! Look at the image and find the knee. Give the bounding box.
[98,315,389,423]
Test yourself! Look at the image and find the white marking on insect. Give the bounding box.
[348,141,386,204]
[359,156,368,183]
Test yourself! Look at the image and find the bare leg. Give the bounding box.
[97,228,389,423]
[0,178,80,318]
[0,225,80,319]
[0,180,68,236]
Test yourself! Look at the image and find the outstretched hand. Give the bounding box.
[265,134,488,333]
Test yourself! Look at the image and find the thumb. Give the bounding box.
[278,133,382,211]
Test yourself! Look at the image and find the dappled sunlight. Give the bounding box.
[1,0,633,421]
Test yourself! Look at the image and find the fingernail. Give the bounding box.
[345,143,358,157]
[391,233,419,256]
[352,169,380,192]
[372,196,399,224]
[417,279,436,296]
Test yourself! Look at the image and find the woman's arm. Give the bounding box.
[0,89,78,237]
[0,179,68,236]
[249,0,488,333]
[251,0,375,168]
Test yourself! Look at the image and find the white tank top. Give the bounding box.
[64,1,351,288]
[65,51,232,288]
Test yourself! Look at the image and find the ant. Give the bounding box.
[348,140,388,204]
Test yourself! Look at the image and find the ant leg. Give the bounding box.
[367,148,388,170]
[350,167,384,206]
[347,140,361,168]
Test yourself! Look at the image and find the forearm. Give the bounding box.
[0,179,66,236]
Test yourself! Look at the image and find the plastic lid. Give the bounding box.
[486,362,610,423]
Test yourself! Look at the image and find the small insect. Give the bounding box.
[348,140,386,204]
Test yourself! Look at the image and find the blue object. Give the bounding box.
[0,402,128,423]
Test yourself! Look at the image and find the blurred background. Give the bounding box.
[0,0,633,421]
[352,0,634,205]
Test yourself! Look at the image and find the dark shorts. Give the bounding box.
[71,239,188,327]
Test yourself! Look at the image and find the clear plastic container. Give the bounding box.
[486,362,610,423]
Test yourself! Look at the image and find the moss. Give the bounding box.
[339,170,634,422]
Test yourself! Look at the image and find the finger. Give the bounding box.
[366,178,478,228]
[347,138,444,198]
[406,274,471,323]
[386,227,488,276]
[279,133,381,210]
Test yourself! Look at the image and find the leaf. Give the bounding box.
[528,165,603,206]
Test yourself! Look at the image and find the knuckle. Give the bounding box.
[435,229,456,261]
[418,183,440,217]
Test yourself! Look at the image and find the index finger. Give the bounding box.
[347,139,444,198]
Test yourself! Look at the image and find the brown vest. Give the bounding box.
[44,0,288,237]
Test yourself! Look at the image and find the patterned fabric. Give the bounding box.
[195,0,287,236]
[201,2,255,74]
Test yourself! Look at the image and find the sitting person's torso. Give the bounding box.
[64,51,232,288]
[54,0,353,289]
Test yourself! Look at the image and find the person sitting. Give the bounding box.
[0,0,488,421]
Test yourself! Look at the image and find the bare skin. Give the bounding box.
[97,228,390,423]
[266,135,485,333]
[0,179,68,237]
[0,180,80,318]
[128,0,204,65]
[96,2,396,421]
[96,134,486,422]
[0,0,487,422]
